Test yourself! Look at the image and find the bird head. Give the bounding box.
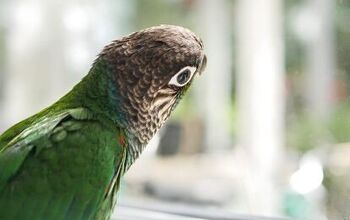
[97,25,207,144]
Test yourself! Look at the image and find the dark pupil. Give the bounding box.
[177,69,191,85]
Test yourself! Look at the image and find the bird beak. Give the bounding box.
[198,54,207,75]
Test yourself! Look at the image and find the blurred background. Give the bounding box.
[0,0,349,219]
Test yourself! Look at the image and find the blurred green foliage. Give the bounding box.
[285,1,350,151]
[134,0,194,30]
[286,102,350,152]
[329,103,350,142]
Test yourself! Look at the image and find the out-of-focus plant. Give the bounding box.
[287,103,350,152]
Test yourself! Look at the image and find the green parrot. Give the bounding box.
[0,25,207,220]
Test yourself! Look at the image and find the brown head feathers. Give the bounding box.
[96,25,206,145]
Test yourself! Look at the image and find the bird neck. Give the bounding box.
[62,60,124,124]
[58,59,147,159]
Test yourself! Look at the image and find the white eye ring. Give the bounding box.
[168,66,197,87]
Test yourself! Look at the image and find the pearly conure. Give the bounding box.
[0,25,207,220]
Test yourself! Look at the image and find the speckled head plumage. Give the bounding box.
[96,25,207,144]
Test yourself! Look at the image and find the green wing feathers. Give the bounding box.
[0,108,126,220]
[0,111,71,189]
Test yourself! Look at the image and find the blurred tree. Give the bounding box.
[304,0,336,123]
[236,0,285,215]
[0,0,7,132]
[195,0,232,152]
[336,1,350,86]
[3,0,67,127]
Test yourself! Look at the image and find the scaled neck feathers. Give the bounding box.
[59,58,161,162]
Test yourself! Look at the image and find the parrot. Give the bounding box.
[0,25,207,220]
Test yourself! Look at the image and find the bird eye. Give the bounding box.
[168,66,197,87]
